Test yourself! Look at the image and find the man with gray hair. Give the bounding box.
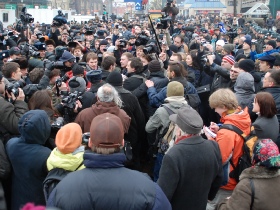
[75,83,131,133]
[157,106,223,210]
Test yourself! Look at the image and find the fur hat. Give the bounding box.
[55,123,82,154]
[68,76,86,93]
[86,70,102,83]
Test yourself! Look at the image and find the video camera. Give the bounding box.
[52,10,67,27]
[20,7,34,26]
[55,74,69,87]
[143,42,159,54]
[135,31,150,46]
[119,39,127,48]
[157,15,172,30]
[166,0,173,7]
[36,32,45,42]
[61,91,83,109]
[51,117,64,131]
[5,80,26,98]
[44,60,65,70]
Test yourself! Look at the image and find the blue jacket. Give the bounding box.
[6,110,51,210]
[47,152,171,210]
[147,77,198,108]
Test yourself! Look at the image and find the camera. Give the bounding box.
[55,74,69,87]
[36,32,45,42]
[19,43,40,57]
[45,60,65,70]
[52,10,67,27]
[62,91,83,109]
[135,31,149,46]
[0,31,14,40]
[157,15,172,30]
[119,39,127,48]
[20,7,34,26]
[82,132,90,145]
[5,80,26,98]
[51,117,65,130]
[143,42,158,54]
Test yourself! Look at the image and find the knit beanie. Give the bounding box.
[222,55,236,65]
[223,44,235,54]
[238,59,255,72]
[167,81,184,97]
[55,123,82,154]
[235,54,247,62]
[169,44,178,53]
[267,40,277,49]
[216,39,225,47]
[72,64,85,76]
[148,60,161,72]
[106,70,123,87]
[68,76,86,93]
[244,38,252,47]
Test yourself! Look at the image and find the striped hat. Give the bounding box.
[222,55,236,65]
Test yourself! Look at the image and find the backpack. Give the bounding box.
[43,162,83,201]
[184,85,201,110]
[220,124,258,183]
[155,105,175,154]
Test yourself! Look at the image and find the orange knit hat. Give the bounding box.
[55,123,82,154]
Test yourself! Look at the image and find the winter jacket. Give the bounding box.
[158,136,223,210]
[132,71,169,117]
[47,152,172,210]
[209,107,251,191]
[75,101,131,133]
[0,96,28,143]
[6,110,52,210]
[253,115,279,142]
[114,86,145,151]
[147,77,198,108]
[234,72,255,110]
[207,63,231,93]
[47,146,85,171]
[217,167,280,210]
[262,86,280,148]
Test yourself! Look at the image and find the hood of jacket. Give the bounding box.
[149,70,166,78]
[47,146,85,171]
[18,110,51,145]
[92,101,120,116]
[234,72,255,94]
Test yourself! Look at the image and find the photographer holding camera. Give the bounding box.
[0,71,28,143]
[161,0,179,35]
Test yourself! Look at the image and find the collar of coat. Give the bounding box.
[240,166,280,180]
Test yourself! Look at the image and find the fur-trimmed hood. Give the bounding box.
[240,166,280,180]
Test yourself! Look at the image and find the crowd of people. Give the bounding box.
[1,5,280,209]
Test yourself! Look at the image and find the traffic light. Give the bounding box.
[103,5,106,15]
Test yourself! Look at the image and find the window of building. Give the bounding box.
[228,1,238,6]
[3,13,8,22]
